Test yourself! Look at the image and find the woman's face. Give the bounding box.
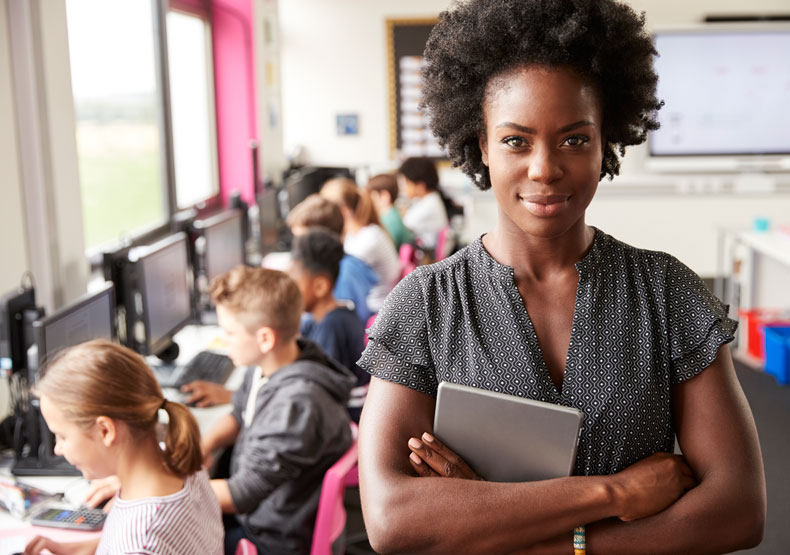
[479,65,603,239]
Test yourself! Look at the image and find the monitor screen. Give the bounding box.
[258,187,283,253]
[197,210,245,282]
[650,26,790,157]
[34,282,115,368]
[132,233,193,355]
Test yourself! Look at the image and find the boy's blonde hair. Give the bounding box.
[285,194,344,235]
[210,266,302,341]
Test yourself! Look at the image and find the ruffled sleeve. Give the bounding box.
[664,256,738,383]
[357,269,438,396]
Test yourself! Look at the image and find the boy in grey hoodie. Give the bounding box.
[200,266,354,555]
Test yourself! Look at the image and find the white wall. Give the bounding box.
[278,0,790,276]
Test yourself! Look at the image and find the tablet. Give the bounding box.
[433,382,584,482]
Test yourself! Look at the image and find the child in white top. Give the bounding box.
[320,178,401,312]
[24,339,223,555]
[399,157,449,250]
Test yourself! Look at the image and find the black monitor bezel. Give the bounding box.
[0,287,36,374]
[131,232,194,356]
[32,282,116,372]
[193,208,246,283]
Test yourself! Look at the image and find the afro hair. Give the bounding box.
[421,0,662,189]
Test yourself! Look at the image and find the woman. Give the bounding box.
[357,1,766,553]
[320,177,401,314]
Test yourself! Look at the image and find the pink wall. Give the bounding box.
[211,0,259,205]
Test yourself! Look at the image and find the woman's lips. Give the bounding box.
[517,194,570,217]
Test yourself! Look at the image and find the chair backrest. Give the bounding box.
[235,539,258,555]
[310,423,360,555]
[435,226,451,261]
[398,243,418,279]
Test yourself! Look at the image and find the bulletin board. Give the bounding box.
[386,18,444,159]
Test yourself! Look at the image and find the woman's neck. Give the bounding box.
[484,218,594,282]
[116,435,183,500]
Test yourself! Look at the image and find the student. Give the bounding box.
[320,178,401,314]
[24,339,222,555]
[358,0,766,553]
[200,266,354,555]
[290,228,368,422]
[287,193,379,323]
[398,157,449,250]
[366,173,413,249]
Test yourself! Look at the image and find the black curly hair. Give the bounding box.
[422,0,662,190]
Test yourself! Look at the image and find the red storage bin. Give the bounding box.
[739,309,790,360]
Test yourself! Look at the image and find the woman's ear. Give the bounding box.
[95,416,117,447]
[479,134,489,167]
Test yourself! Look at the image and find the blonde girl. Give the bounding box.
[24,339,223,555]
[320,178,401,313]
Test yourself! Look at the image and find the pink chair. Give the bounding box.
[235,539,258,555]
[310,423,360,555]
[435,226,452,261]
[398,243,418,278]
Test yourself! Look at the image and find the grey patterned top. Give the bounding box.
[358,228,737,476]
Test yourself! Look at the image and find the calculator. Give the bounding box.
[30,504,106,530]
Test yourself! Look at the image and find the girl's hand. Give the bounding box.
[407,432,482,480]
[611,452,697,521]
[24,535,65,554]
[84,475,120,510]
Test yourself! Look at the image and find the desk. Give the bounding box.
[0,324,243,538]
[716,228,790,359]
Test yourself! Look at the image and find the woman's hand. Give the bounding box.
[610,452,697,521]
[407,432,482,480]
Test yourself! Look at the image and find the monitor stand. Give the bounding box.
[11,403,81,477]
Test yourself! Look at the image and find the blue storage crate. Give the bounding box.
[763,326,790,385]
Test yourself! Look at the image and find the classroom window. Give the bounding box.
[167,10,220,209]
[65,0,167,250]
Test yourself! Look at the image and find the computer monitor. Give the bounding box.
[127,232,194,357]
[32,282,116,372]
[0,286,38,376]
[258,187,285,254]
[285,166,354,211]
[194,209,246,283]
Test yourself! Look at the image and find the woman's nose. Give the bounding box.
[527,144,563,184]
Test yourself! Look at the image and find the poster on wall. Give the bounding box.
[387,18,445,159]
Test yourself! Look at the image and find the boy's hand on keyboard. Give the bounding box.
[181,381,233,407]
[84,475,120,510]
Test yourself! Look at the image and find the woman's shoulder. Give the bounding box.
[593,228,680,269]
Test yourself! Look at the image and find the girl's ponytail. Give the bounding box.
[160,400,203,477]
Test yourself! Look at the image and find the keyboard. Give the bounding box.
[155,350,235,389]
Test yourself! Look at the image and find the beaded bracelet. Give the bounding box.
[573,525,586,555]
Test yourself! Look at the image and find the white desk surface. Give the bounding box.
[0,324,244,533]
[736,230,790,268]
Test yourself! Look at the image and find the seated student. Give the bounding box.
[366,173,413,249]
[320,178,401,314]
[286,194,378,323]
[25,339,223,555]
[185,196,378,409]
[290,228,368,422]
[398,157,449,250]
[201,266,354,555]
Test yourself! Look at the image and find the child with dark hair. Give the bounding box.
[291,229,368,422]
[398,157,449,250]
[366,173,412,249]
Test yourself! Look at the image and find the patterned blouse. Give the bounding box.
[358,228,737,476]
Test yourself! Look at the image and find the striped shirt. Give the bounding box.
[96,469,223,555]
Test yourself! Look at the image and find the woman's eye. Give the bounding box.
[563,134,590,147]
[503,136,528,148]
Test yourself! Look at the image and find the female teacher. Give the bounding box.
[357,0,766,553]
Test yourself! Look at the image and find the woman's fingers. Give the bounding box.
[407,433,481,480]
